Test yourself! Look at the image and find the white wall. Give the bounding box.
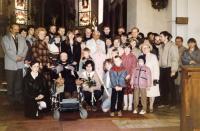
[188,0,200,47]
[127,0,200,47]
[127,0,172,35]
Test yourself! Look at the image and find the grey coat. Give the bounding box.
[1,33,28,70]
[181,49,200,65]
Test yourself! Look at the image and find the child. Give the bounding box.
[78,47,93,73]
[110,56,127,117]
[79,60,102,111]
[101,59,113,112]
[121,44,137,111]
[24,60,48,118]
[129,38,141,58]
[55,52,79,98]
[130,55,152,115]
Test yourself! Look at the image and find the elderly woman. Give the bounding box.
[140,40,160,113]
[182,38,200,65]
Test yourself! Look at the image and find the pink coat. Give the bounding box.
[122,53,137,76]
[130,65,152,88]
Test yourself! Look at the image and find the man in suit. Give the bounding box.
[1,23,28,105]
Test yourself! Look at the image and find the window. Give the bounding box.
[15,0,28,25]
[78,0,91,26]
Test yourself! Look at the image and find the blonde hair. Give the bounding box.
[34,27,47,39]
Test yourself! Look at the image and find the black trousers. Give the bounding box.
[83,90,102,106]
[111,88,124,112]
[5,69,23,103]
[159,67,176,106]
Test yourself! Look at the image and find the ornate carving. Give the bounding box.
[151,0,168,11]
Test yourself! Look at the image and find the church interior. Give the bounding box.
[0,0,200,131]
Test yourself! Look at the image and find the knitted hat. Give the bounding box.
[138,55,146,64]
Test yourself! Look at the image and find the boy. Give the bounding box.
[110,56,127,116]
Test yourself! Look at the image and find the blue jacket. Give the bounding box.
[110,66,127,88]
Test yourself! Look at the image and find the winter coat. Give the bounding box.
[130,65,152,88]
[24,72,49,118]
[110,65,128,88]
[121,53,137,76]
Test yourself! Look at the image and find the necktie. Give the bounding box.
[13,36,18,52]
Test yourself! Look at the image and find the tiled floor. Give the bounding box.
[0,94,180,131]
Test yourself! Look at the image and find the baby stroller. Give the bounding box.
[50,65,88,120]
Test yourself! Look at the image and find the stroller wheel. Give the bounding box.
[53,109,60,120]
[79,107,88,119]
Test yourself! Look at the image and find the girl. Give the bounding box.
[24,60,48,118]
[130,55,152,115]
[101,59,113,112]
[121,44,137,111]
[79,60,102,111]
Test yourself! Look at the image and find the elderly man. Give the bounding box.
[1,23,28,105]
[86,30,106,55]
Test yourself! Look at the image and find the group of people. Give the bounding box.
[1,23,200,119]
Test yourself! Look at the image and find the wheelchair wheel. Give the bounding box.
[53,109,60,120]
[79,107,88,119]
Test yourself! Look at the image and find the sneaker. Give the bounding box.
[128,106,132,111]
[110,112,115,117]
[157,105,165,108]
[133,109,138,114]
[123,106,128,111]
[118,111,122,117]
[139,110,146,115]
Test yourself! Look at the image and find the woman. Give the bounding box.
[140,40,160,113]
[61,31,81,70]
[79,60,102,111]
[24,61,48,118]
[182,38,200,65]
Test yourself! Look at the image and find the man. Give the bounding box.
[158,31,179,109]
[58,27,66,42]
[101,26,112,40]
[175,36,187,103]
[86,30,106,55]
[131,27,143,48]
[1,23,28,105]
[117,27,125,36]
[83,27,92,42]
[48,25,57,44]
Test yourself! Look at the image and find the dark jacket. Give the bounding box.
[61,41,81,67]
[24,72,49,118]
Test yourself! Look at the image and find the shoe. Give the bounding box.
[149,108,153,113]
[169,106,176,110]
[133,109,138,114]
[118,111,122,117]
[157,105,165,108]
[128,106,132,111]
[110,112,115,117]
[92,106,97,112]
[139,110,146,115]
[123,106,128,111]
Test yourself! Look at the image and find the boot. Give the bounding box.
[123,95,128,111]
[128,94,133,111]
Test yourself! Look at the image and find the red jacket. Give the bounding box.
[121,53,137,76]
